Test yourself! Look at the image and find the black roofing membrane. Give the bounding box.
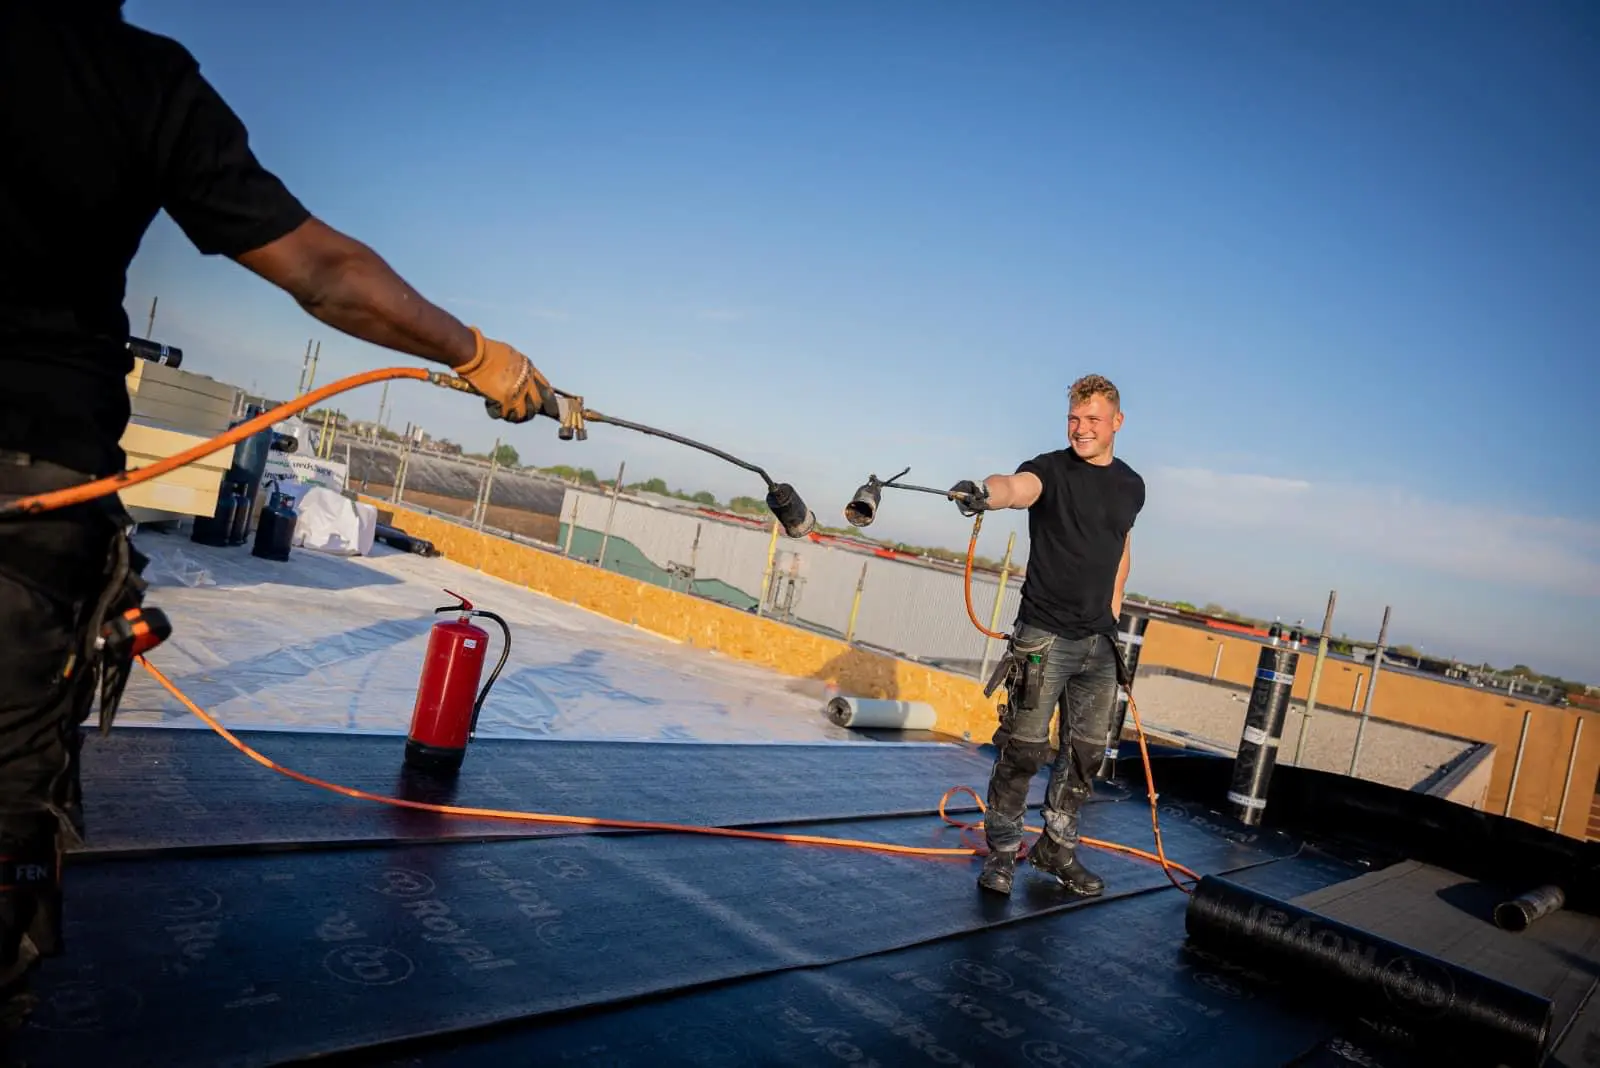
[71,725,1061,855]
[13,733,1595,1068]
[16,746,1295,1068]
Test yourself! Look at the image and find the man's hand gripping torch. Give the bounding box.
[844,467,985,528]
[842,466,1002,640]
[0,363,814,545]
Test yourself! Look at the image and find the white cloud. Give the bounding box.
[1146,465,1600,597]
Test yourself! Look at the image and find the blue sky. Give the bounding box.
[120,1,1598,681]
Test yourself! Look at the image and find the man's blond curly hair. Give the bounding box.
[1067,374,1121,411]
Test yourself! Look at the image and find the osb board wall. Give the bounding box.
[1143,622,1596,838]
[366,500,1003,741]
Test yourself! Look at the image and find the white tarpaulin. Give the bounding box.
[292,487,376,556]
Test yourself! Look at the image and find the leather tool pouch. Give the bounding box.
[983,631,1052,713]
[76,532,153,735]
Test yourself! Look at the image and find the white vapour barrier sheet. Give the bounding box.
[291,487,376,556]
[122,532,870,743]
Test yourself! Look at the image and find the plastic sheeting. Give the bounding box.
[122,527,861,743]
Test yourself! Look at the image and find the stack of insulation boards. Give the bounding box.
[119,357,241,523]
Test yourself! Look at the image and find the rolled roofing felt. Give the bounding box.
[1184,875,1553,1068]
[826,697,936,731]
[1494,884,1565,933]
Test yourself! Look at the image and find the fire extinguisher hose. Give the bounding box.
[465,608,511,740]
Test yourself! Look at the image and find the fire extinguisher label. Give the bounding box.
[464,639,478,648]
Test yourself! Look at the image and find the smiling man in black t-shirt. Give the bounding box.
[0,1,564,1036]
[947,374,1144,897]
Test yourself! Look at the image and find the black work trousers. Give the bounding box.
[0,459,131,986]
[983,624,1120,855]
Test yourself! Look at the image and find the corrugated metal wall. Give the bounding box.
[562,488,1022,673]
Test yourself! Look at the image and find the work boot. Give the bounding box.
[1028,834,1104,897]
[977,849,1016,895]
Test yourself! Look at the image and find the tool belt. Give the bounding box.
[77,530,164,735]
[983,630,1052,714]
[0,453,166,734]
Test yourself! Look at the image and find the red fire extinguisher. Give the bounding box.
[405,589,511,772]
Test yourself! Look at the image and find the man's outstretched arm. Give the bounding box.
[233,217,555,423]
[234,217,477,370]
[979,471,1044,510]
[948,471,1043,513]
[153,60,553,422]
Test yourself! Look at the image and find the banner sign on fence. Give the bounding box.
[265,454,348,492]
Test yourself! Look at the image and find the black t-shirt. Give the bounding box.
[1013,448,1146,640]
[0,3,311,476]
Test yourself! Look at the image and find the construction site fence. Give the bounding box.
[340,443,1566,704]
[339,432,1020,680]
[552,486,1022,679]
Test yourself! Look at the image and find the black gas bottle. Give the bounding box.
[191,482,243,547]
[251,480,299,562]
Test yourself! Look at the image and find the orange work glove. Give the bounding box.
[455,328,559,423]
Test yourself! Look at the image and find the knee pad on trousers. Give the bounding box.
[1045,776,1091,810]
[1002,738,1052,777]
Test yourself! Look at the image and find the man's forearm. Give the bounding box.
[236,217,478,369]
[298,246,477,369]
[981,475,1017,509]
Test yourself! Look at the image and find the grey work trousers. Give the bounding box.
[983,624,1120,855]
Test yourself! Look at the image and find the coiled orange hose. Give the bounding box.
[6,364,1196,889]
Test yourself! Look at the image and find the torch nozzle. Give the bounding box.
[844,476,884,528]
[429,370,816,537]
[766,483,816,539]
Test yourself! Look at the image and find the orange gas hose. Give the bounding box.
[135,654,1198,882]
[0,366,434,518]
[4,362,1197,889]
[962,513,1010,641]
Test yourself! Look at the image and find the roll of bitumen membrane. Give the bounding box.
[826,696,936,730]
[1184,876,1553,1068]
[1494,884,1565,932]
[1226,643,1299,826]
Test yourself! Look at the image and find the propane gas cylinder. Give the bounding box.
[251,479,298,562]
[405,590,510,773]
